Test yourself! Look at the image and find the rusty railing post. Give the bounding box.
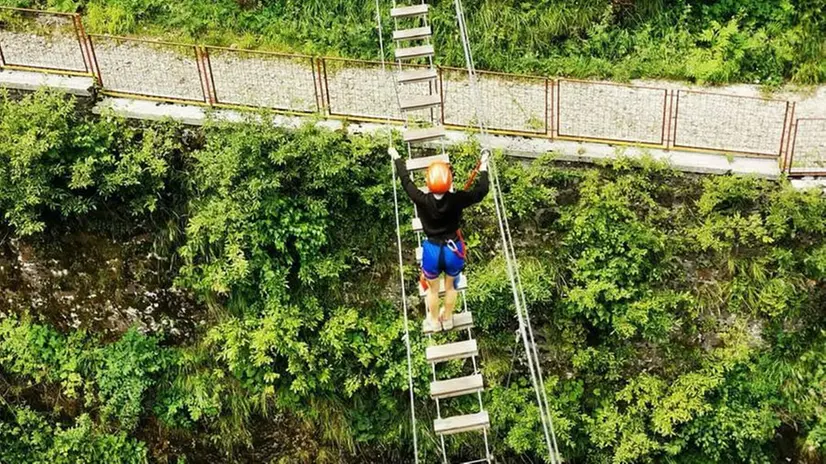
[545,78,551,138]
[195,46,216,105]
[779,101,795,171]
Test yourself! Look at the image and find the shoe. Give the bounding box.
[441,312,454,331]
[422,317,441,334]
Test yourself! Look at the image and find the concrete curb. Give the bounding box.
[0,69,94,97]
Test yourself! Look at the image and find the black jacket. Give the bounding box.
[394,157,490,241]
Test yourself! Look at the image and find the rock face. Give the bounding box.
[0,230,204,342]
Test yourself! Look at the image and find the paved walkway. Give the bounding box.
[0,69,787,180]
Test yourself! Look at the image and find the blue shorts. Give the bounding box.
[422,239,465,280]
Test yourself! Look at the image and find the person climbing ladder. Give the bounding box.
[390,146,490,332]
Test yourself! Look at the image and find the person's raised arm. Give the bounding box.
[454,149,491,207]
[390,147,427,206]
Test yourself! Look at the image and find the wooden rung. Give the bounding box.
[400,94,442,112]
[434,411,490,436]
[395,45,434,61]
[419,273,468,296]
[394,26,432,41]
[405,153,449,171]
[422,311,474,334]
[448,311,474,331]
[391,4,429,18]
[398,68,438,84]
[426,339,478,363]
[430,374,484,399]
[403,126,446,144]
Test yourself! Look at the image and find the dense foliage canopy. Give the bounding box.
[2,0,825,84]
[2,90,826,463]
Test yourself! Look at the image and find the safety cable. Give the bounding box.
[375,1,420,462]
[490,160,559,464]
[488,160,557,464]
[498,168,561,458]
[452,0,561,461]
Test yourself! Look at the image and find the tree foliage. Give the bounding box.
[0,90,181,236]
[1,94,826,462]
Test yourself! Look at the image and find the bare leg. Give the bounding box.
[443,275,457,322]
[426,277,441,323]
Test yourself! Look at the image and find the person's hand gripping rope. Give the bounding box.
[479,148,491,172]
[388,146,400,160]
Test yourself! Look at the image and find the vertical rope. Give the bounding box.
[489,160,557,464]
[377,1,419,462]
[391,159,421,464]
[452,0,561,461]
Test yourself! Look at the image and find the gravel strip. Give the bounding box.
[558,80,666,144]
[92,37,204,101]
[674,91,788,156]
[324,61,434,121]
[207,49,317,112]
[0,30,86,72]
[790,119,826,171]
[442,69,547,133]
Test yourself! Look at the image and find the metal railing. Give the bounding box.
[4,7,826,176]
[321,57,408,122]
[88,35,207,103]
[556,79,668,147]
[441,66,549,135]
[672,90,791,158]
[205,46,319,113]
[787,118,826,176]
[0,7,93,77]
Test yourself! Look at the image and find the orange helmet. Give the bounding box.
[425,161,453,194]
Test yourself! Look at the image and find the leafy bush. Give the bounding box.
[1,96,826,462]
[0,90,181,235]
[0,315,89,399]
[0,406,148,464]
[95,329,170,431]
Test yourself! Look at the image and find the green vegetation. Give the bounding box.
[2,90,826,462]
[0,89,181,236]
[2,0,825,84]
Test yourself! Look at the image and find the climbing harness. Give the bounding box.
[418,235,465,293]
[445,237,465,260]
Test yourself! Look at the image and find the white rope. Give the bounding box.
[390,158,421,464]
[488,161,557,464]
[490,160,559,464]
[376,1,420,462]
[453,0,485,134]
[376,0,398,144]
[498,171,561,458]
[452,0,561,461]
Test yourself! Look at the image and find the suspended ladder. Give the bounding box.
[380,1,562,463]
